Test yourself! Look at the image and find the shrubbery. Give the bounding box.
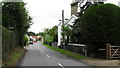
[2,2,32,47]
[2,26,18,61]
[43,34,53,45]
[23,35,29,46]
[79,4,120,58]
[42,26,58,45]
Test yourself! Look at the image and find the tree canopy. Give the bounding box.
[78,4,120,57]
[41,26,58,44]
[80,3,120,45]
[2,2,32,47]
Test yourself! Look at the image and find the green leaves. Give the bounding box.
[80,4,120,45]
[78,4,120,58]
[2,2,32,47]
[42,26,58,44]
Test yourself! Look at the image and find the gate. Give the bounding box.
[106,43,120,59]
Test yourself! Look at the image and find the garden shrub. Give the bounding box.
[79,4,120,58]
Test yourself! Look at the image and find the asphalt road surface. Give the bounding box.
[19,41,94,68]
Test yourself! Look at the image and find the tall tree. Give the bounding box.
[2,2,32,47]
[80,4,120,58]
[70,1,104,44]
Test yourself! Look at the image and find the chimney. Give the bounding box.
[71,1,78,16]
[118,1,120,7]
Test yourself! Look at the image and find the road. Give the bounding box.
[19,41,94,68]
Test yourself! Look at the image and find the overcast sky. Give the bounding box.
[23,0,120,33]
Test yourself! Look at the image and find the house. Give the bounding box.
[118,1,120,7]
[29,36,41,41]
[57,0,79,46]
[57,15,78,46]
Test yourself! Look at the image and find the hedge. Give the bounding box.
[79,4,120,58]
[2,26,18,61]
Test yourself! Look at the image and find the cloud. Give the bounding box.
[23,0,72,33]
[23,0,119,33]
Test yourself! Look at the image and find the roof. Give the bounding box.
[30,36,41,39]
[58,15,78,27]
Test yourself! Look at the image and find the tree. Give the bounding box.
[27,31,35,36]
[2,2,32,48]
[79,4,120,58]
[70,1,104,44]
[42,26,58,44]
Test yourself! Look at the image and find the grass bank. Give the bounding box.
[43,44,89,59]
[2,47,27,66]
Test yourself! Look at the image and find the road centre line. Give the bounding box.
[46,55,50,57]
[39,48,44,53]
[39,48,41,50]
[58,63,64,68]
[39,48,50,58]
[41,50,44,53]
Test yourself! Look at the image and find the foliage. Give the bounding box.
[43,44,89,59]
[27,31,35,36]
[69,2,94,44]
[43,34,54,44]
[23,35,29,46]
[39,32,46,37]
[69,22,83,44]
[61,24,72,44]
[42,26,58,44]
[2,2,32,47]
[79,4,120,57]
[2,47,26,66]
[2,26,18,61]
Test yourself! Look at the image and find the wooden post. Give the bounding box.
[108,44,111,59]
[106,44,108,59]
[106,43,111,60]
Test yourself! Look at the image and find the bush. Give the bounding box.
[79,4,120,58]
[2,26,18,61]
[23,35,29,46]
[43,34,53,45]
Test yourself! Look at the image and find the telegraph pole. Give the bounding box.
[62,10,64,25]
[62,10,65,49]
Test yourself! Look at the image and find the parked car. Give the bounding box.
[33,41,38,43]
[29,38,33,44]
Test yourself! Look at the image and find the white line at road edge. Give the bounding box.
[46,55,50,57]
[58,63,64,68]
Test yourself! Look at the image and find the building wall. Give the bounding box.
[118,1,120,7]
[58,22,62,46]
[57,15,78,46]
[66,15,78,26]
[71,2,78,16]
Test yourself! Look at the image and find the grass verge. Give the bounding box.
[43,44,89,59]
[2,47,27,66]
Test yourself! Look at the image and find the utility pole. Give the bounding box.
[62,10,64,27]
[62,10,65,49]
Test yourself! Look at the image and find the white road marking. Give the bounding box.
[41,50,44,53]
[46,55,50,57]
[39,48,50,58]
[39,49,41,50]
[58,63,64,68]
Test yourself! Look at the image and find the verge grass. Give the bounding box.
[3,47,26,66]
[43,44,89,59]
